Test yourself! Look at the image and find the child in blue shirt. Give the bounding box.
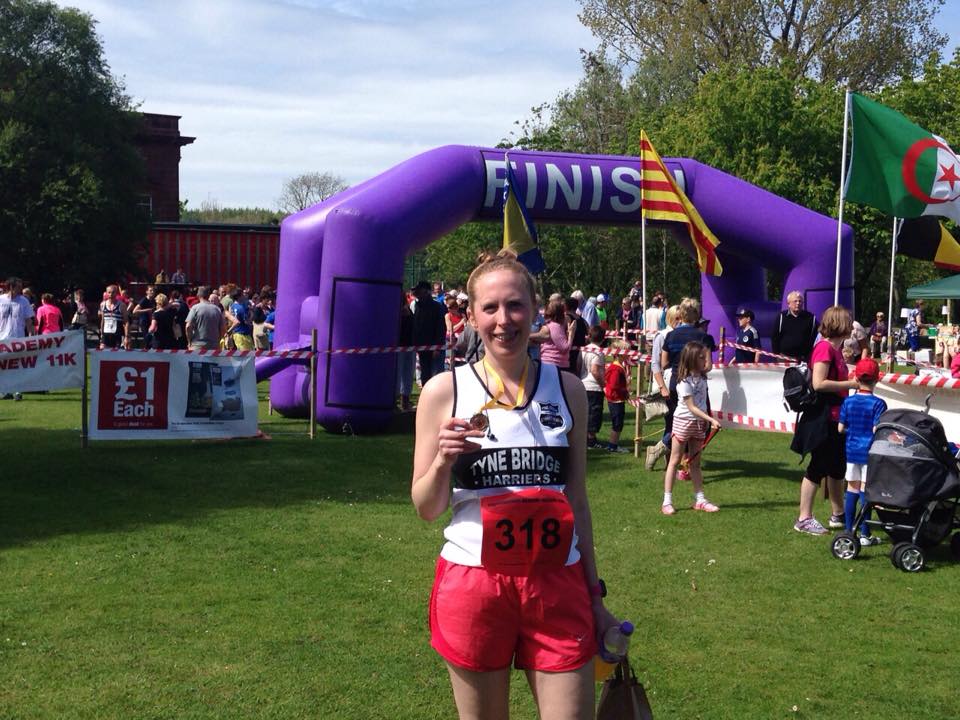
[838,357,888,545]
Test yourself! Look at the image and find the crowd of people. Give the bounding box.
[0,274,279,366]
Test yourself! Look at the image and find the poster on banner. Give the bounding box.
[707,365,960,441]
[0,330,84,393]
[89,351,258,440]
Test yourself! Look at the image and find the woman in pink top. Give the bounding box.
[35,293,64,334]
[538,297,576,368]
[793,306,859,536]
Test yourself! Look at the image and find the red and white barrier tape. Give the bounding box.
[98,347,315,358]
[878,372,960,390]
[711,410,795,434]
[721,339,800,364]
[604,329,658,339]
[715,361,795,369]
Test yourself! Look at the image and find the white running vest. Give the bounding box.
[441,361,581,568]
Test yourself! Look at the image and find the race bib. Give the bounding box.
[480,487,574,575]
[103,316,118,334]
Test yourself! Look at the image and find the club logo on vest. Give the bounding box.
[537,401,563,429]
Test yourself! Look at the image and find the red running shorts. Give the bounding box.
[429,556,597,672]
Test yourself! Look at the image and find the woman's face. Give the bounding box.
[469,269,533,358]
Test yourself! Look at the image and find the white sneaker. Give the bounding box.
[645,441,667,470]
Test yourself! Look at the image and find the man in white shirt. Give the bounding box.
[0,276,36,400]
[644,294,664,335]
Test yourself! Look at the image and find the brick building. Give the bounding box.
[136,113,195,222]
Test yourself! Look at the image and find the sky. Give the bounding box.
[54,0,595,210]
[55,0,960,211]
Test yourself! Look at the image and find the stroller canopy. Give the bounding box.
[867,409,960,508]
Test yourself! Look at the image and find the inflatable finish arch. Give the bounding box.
[265,146,852,432]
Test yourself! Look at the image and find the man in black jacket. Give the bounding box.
[771,291,817,362]
[412,281,446,387]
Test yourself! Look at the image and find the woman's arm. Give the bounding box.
[560,372,620,633]
[528,324,551,344]
[811,359,857,393]
[411,373,484,521]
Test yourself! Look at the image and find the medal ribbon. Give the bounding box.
[478,357,529,413]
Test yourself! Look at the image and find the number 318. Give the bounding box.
[494,517,561,551]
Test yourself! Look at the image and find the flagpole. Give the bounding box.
[834,89,851,307]
[887,217,899,373]
[640,135,647,335]
[641,216,647,329]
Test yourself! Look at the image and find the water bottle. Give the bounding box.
[594,621,634,681]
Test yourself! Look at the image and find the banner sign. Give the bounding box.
[708,365,960,440]
[0,330,84,393]
[89,352,258,440]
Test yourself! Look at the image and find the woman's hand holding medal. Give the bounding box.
[435,416,485,466]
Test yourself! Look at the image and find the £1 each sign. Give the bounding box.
[96,360,170,430]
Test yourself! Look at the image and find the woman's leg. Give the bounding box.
[827,475,844,517]
[526,663,594,720]
[446,664,511,720]
[662,436,685,500]
[799,476,820,519]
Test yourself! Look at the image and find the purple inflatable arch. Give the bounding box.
[263,146,852,432]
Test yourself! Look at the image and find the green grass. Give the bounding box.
[1,387,959,719]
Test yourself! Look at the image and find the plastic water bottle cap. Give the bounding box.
[620,621,634,635]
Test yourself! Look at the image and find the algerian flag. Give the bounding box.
[845,92,960,223]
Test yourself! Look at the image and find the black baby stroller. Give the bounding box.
[830,407,960,572]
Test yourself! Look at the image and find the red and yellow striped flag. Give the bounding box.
[640,130,722,276]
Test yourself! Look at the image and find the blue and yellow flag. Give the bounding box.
[503,159,545,274]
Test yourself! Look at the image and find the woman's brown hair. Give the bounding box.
[819,305,852,340]
[676,341,707,383]
[544,297,567,323]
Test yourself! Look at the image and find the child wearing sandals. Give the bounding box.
[661,341,721,515]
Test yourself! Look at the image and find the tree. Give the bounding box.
[277,172,348,213]
[0,0,149,294]
[577,0,947,91]
[180,198,281,225]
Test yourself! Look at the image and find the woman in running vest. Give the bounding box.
[412,250,619,719]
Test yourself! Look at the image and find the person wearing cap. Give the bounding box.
[595,294,609,331]
[838,358,887,546]
[868,311,887,359]
[731,309,761,364]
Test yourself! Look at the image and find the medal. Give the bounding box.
[469,413,488,432]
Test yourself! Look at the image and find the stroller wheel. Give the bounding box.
[894,543,926,573]
[831,532,860,561]
[890,541,910,568]
[951,533,960,560]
